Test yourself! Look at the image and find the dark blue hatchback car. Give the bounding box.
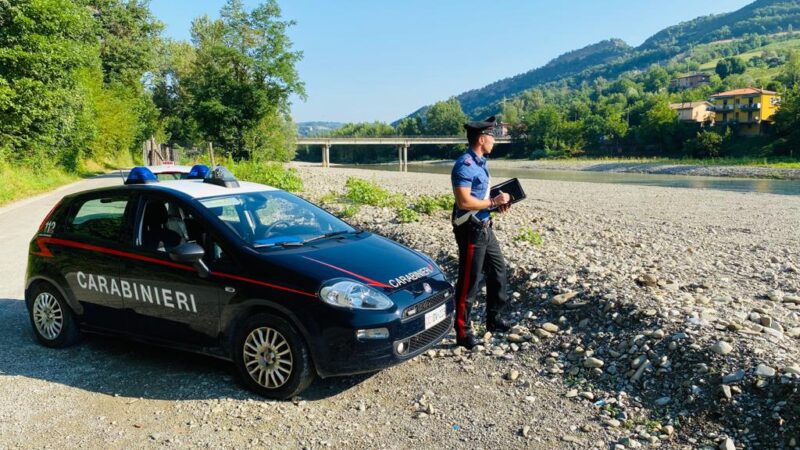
[25,166,454,399]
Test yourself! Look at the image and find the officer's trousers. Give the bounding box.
[452,221,509,340]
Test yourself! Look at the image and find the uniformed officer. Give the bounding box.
[451,116,514,349]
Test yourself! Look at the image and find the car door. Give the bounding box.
[119,193,224,346]
[57,191,134,330]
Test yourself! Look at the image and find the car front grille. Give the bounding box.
[403,289,451,319]
[407,314,453,354]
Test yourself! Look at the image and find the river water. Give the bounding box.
[339,164,800,196]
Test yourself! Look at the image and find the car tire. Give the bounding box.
[233,313,315,399]
[27,282,81,348]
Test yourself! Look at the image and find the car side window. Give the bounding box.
[137,198,190,253]
[68,196,129,242]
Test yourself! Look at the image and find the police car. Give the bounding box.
[26,165,454,399]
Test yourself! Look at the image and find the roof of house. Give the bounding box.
[711,87,778,98]
[669,101,712,110]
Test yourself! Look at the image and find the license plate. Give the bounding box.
[424,304,446,329]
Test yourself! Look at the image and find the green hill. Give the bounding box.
[406,0,800,120]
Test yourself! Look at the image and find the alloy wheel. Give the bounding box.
[242,327,293,389]
[32,292,63,340]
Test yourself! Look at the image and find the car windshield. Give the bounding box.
[198,191,356,248]
[155,172,188,181]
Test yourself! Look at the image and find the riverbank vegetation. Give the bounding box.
[0,0,303,206]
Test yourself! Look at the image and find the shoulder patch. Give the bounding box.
[463,157,472,166]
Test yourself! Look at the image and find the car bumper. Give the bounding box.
[311,293,455,378]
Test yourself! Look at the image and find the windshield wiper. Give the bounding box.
[253,241,304,248]
[302,230,354,245]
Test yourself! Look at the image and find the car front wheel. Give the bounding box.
[27,283,81,348]
[234,314,315,399]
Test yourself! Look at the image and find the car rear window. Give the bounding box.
[69,197,129,241]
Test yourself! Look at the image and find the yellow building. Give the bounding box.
[709,88,781,136]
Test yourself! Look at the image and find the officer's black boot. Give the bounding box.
[486,316,515,333]
[456,333,480,350]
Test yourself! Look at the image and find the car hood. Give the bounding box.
[256,232,439,292]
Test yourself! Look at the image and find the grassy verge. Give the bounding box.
[0,165,80,207]
[0,152,138,208]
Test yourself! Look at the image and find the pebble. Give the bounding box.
[755,364,776,377]
[521,425,531,438]
[603,419,621,428]
[719,437,735,450]
[541,322,560,333]
[506,370,520,381]
[565,389,578,398]
[551,291,578,305]
[583,357,604,368]
[710,341,733,355]
[722,370,745,384]
[721,384,732,399]
[654,396,671,406]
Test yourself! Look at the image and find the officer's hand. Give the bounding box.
[493,191,511,206]
[498,203,511,214]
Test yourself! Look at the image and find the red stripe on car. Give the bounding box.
[301,256,392,288]
[32,237,316,298]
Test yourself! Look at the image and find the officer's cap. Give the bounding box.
[464,116,497,136]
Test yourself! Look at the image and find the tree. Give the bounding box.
[684,130,724,158]
[643,66,670,93]
[638,96,679,152]
[424,97,467,135]
[82,0,163,85]
[396,117,422,136]
[186,0,304,159]
[715,56,746,79]
[0,0,99,166]
[779,50,800,89]
[774,86,800,154]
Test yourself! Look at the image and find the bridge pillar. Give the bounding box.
[322,144,331,168]
[398,144,409,171]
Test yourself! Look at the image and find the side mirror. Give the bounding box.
[168,243,210,278]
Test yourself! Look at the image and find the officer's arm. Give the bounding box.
[454,188,512,211]
[453,187,492,211]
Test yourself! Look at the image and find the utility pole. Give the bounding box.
[208,142,216,167]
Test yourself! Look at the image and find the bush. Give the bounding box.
[344,177,401,206]
[412,194,453,214]
[396,207,419,223]
[340,204,360,218]
[514,227,544,246]
[228,160,303,192]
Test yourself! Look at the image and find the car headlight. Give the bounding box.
[319,280,394,310]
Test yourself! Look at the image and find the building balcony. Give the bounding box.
[711,104,735,112]
[738,103,761,111]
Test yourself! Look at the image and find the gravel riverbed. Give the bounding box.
[294,164,800,450]
[0,166,798,449]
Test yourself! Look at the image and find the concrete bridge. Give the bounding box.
[296,136,512,168]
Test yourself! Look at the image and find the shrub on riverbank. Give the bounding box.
[228,159,304,192]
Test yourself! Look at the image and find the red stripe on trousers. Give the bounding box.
[456,241,475,340]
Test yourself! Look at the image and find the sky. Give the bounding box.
[149,0,754,123]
